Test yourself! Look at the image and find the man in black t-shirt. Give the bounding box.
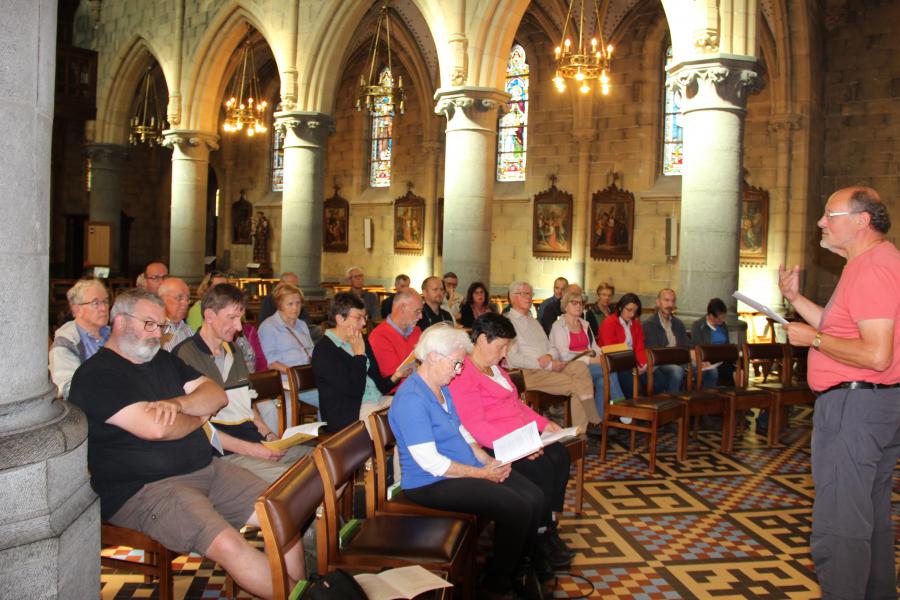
[70,288,304,597]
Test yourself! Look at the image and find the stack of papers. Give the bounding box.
[492,422,581,464]
[262,421,326,451]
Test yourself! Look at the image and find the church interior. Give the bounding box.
[1,0,899,597]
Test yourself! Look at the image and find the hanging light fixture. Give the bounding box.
[223,26,268,137]
[130,62,166,146]
[356,2,405,116]
[553,0,613,95]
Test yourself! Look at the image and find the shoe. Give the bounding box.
[536,531,572,569]
[620,416,633,424]
[513,560,554,600]
[547,524,576,561]
[585,423,603,439]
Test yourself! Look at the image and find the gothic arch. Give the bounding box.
[468,0,532,88]
[182,2,281,133]
[97,36,170,145]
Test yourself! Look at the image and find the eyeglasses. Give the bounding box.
[513,291,534,298]
[163,294,190,302]
[824,210,860,220]
[145,274,169,282]
[78,298,110,309]
[437,352,464,374]
[569,300,584,306]
[122,313,170,334]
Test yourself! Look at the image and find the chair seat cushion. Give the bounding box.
[715,387,769,397]
[753,382,810,394]
[344,515,468,563]
[628,396,684,411]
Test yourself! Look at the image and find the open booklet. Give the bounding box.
[353,565,452,600]
[733,291,789,325]
[492,422,581,465]
[262,421,326,452]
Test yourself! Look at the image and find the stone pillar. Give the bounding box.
[768,114,802,295]
[275,112,333,296]
[85,143,128,273]
[162,130,219,279]
[668,57,760,321]
[434,86,507,287]
[573,131,596,287]
[0,0,100,597]
[422,140,442,275]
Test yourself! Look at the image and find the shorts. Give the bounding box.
[109,458,267,555]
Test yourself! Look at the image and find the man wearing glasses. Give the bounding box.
[70,288,298,598]
[779,187,900,598]
[141,262,169,294]
[49,278,111,399]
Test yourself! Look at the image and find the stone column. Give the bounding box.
[573,131,596,287]
[668,57,761,321]
[434,86,507,287]
[85,143,128,273]
[0,0,100,596]
[422,140,442,275]
[275,112,333,296]
[162,130,219,279]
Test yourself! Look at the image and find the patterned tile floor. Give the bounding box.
[101,407,900,599]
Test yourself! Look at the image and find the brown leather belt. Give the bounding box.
[819,381,900,395]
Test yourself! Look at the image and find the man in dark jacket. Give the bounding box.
[642,288,690,392]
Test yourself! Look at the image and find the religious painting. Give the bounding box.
[740,181,769,266]
[231,189,253,244]
[532,184,573,258]
[590,183,634,261]
[323,191,349,253]
[436,196,444,256]
[394,190,425,254]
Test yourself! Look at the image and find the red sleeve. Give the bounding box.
[631,321,647,366]
[599,317,621,346]
[369,327,401,378]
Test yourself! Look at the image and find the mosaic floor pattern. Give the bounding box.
[101,407,900,599]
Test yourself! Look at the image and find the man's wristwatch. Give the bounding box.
[812,331,823,349]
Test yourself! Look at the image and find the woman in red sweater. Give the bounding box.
[598,292,647,398]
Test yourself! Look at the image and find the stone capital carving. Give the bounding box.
[274,111,334,147]
[433,87,509,131]
[667,57,762,114]
[84,142,129,165]
[162,129,219,153]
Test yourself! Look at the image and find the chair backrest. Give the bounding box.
[507,369,526,396]
[601,350,638,403]
[249,369,283,401]
[287,364,317,427]
[367,407,395,515]
[312,421,373,564]
[742,342,787,384]
[694,344,743,388]
[255,456,325,600]
[646,347,693,395]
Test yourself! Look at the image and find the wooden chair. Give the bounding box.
[599,350,686,473]
[646,347,731,456]
[508,369,586,515]
[695,344,776,451]
[508,368,572,427]
[287,364,319,427]
[101,523,176,600]
[255,456,324,600]
[313,421,474,598]
[744,343,815,440]
[250,368,288,436]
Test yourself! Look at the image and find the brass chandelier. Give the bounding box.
[129,62,166,146]
[223,27,267,136]
[356,2,405,115]
[553,0,613,95]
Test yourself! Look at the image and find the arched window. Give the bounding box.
[369,67,394,188]
[271,127,285,192]
[496,43,528,182]
[662,45,683,176]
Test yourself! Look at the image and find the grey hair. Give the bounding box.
[345,266,363,279]
[508,280,532,297]
[67,278,108,306]
[392,288,421,309]
[415,323,473,361]
[849,188,891,234]
[110,288,165,323]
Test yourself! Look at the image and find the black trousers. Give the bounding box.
[405,470,544,591]
[488,442,570,527]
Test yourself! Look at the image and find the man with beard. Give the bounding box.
[70,288,302,597]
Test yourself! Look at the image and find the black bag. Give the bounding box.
[305,568,368,600]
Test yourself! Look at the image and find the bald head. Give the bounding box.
[280,272,299,287]
[844,186,890,234]
[391,288,424,329]
[158,277,190,322]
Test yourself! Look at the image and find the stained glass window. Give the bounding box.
[662,45,683,176]
[271,127,285,192]
[496,43,528,182]
[369,67,394,188]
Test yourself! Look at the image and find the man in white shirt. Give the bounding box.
[505,280,599,429]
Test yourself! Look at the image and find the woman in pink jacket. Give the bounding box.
[448,313,574,573]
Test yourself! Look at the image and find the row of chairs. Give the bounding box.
[519,342,815,473]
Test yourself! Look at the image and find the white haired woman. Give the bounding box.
[388,324,547,600]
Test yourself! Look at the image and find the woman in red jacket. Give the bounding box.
[598,292,647,398]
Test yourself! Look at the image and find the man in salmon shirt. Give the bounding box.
[778,186,900,599]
